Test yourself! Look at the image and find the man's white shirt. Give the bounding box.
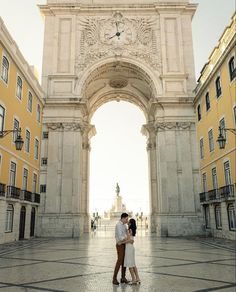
[115,220,127,243]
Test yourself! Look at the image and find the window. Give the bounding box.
[215,76,222,98]
[228,204,236,231]
[200,138,204,159]
[219,118,226,139]
[37,104,41,122]
[205,92,210,111]
[9,162,16,186]
[1,56,9,84]
[28,91,33,112]
[43,132,48,139]
[25,130,30,153]
[202,173,207,192]
[41,158,48,166]
[5,204,14,232]
[40,184,46,193]
[234,106,236,126]
[12,118,19,142]
[228,56,236,81]
[34,138,39,159]
[204,205,210,228]
[215,205,222,229]
[22,168,28,190]
[208,129,214,152]
[16,76,23,99]
[0,105,5,133]
[33,173,37,193]
[224,161,231,186]
[212,167,218,190]
[197,104,201,121]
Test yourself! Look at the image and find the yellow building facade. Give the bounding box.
[0,18,44,243]
[194,13,236,240]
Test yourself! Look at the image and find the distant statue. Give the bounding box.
[116,183,120,196]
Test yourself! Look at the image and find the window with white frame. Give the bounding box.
[12,118,19,143]
[204,205,210,228]
[1,56,9,84]
[228,56,235,81]
[25,130,30,153]
[9,162,16,186]
[200,138,204,159]
[208,129,214,152]
[0,105,5,133]
[205,92,210,111]
[224,161,231,186]
[22,168,28,190]
[28,91,33,112]
[16,76,23,99]
[34,138,39,159]
[228,204,236,231]
[215,205,222,229]
[212,167,218,190]
[219,118,226,139]
[36,104,41,122]
[33,173,37,193]
[5,204,14,232]
[215,76,222,98]
[202,173,207,192]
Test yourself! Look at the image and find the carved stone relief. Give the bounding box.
[76,12,161,75]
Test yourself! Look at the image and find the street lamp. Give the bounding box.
[216,127,236,149]
[0,128,24,150]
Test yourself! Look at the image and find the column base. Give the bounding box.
[37,213,90,237]
[150,213,205,237]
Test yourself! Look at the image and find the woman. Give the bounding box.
[123,218,141,284]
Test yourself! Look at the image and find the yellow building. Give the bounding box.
[194,13,236,240]
[0,18,44,243]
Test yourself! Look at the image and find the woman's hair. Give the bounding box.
[129,218,137,237]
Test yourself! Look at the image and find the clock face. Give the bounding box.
[101,21,134,45]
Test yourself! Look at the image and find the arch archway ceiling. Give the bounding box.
[84,61,155,113]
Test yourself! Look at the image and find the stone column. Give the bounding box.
[142,123,158,233]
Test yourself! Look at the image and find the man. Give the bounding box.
[112,213,133,285]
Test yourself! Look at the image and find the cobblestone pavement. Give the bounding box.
[0,231,235,292]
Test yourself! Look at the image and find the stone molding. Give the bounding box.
[46,122,96,135]
[155,121,195,131]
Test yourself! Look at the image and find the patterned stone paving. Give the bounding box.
[0,231,235,292]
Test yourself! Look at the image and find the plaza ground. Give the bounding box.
[0,230,235,292]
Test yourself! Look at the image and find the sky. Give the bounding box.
[0,0,235,215]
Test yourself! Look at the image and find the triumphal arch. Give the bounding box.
[38,0,203,237]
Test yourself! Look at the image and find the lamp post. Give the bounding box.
[216,127,236,149]
[0,128,24,150]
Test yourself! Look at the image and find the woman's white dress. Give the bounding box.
[124,236,135,268]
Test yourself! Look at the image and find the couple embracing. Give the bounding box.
[112,213,141,286]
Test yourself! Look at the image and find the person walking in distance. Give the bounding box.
[112,213,133,285]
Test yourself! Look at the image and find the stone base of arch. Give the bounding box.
[37,213,90,238]
[151,214,204,237]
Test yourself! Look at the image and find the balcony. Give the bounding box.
[21,190,32,202]
[7,186,21,199]
[0,183,6,197]
[199,184,235,204]
[32,193,40,204]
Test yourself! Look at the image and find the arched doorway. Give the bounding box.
[19,206,26,240]
[30,207,36,237]
[39,1,203,237]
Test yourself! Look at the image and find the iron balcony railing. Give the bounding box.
[32,193,40,204]
[0,183,6,197]
[21,190,32,202]
[199,184,235,203]
[7,186,21,199]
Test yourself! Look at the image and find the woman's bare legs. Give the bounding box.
[129,267,136,283]
[134,266,141,283]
